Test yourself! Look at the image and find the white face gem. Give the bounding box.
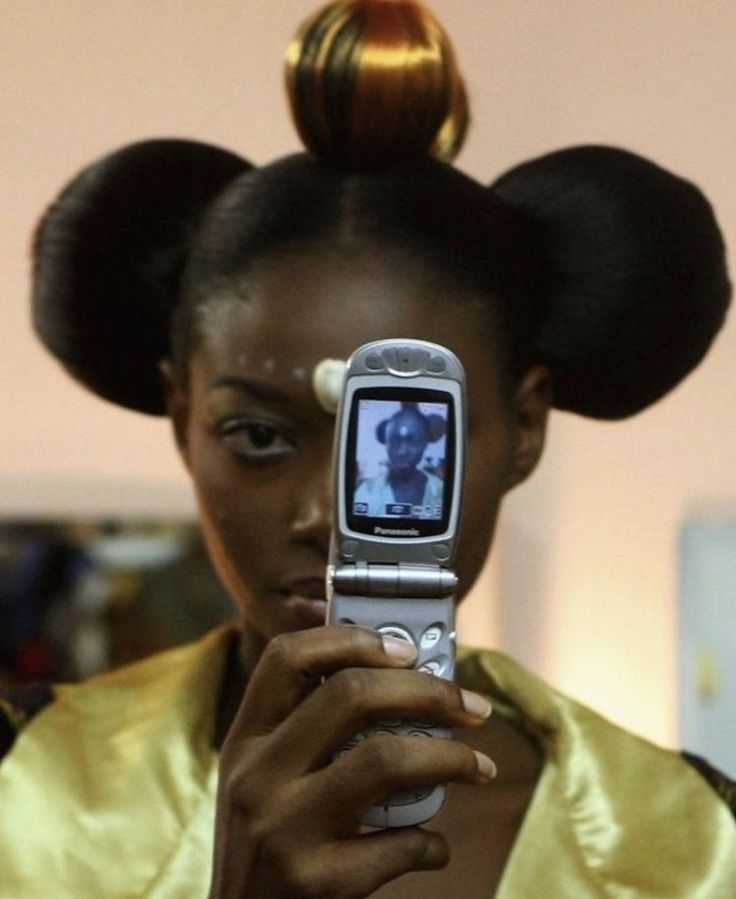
[312,358,347,415]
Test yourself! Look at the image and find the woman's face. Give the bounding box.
[384,409,430,474]
[168,250,549,666]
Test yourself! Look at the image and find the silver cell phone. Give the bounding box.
[327,338,467,828]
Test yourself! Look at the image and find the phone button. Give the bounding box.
[433,544,451,562]
[420,625,443,649]
[418,659,444,676]
[340,540,359,559]
[427,355,447,374]
[384,786,433,806]
[377,624,415,647]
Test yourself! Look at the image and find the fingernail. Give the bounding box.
[474,750,498,781]
[460,689,492,719]
[382,635,417,661]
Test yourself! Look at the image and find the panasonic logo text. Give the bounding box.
[374,526,420,536]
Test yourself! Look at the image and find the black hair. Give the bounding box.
[32,139,730,420]
[171,152,542,391]
[32,139,250,414]
[30,1,731,421]
[376,404,447,445]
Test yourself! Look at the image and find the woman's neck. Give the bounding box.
[214,623,252,748]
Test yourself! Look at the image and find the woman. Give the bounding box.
[1,1,734,896]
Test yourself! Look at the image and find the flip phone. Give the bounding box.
[327,338,467,828]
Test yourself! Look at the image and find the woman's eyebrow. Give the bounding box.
[209,375,292,403]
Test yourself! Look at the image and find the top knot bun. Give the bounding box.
[286,0,468,170]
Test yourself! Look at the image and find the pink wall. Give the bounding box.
[2,1,735,745]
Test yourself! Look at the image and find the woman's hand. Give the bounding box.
[208,626,495,899]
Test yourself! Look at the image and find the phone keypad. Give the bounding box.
[333,618,455,812]
[409,718,437,730]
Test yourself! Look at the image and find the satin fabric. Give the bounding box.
[458,651,736,899]
[0,627,733,897]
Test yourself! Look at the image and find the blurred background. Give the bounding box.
[2,1,734,766]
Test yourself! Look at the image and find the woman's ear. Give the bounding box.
[505,365,552,491]
[159,359,191,470]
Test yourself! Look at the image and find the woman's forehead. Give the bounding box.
[389,409,424,427]
[192,251,498,374]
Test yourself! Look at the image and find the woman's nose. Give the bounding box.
[289,464,333,549]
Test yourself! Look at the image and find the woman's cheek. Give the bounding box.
[195,486,253,604]
[192,460,295,608]
[455,493,500,599]
[187,447,262,603]
[455,431,512,598]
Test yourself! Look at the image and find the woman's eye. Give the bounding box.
[218,420,295,461]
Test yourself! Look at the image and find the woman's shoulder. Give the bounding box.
[458,646,736,893]
[0,632,232,896]
[457,646,736,822]
[0,683,55,763]
[0,626,233,767]
[355,472,388,493]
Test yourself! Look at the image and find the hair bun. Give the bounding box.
[32,139,250,414]
[285,0,468,170]
[492,145,731,419]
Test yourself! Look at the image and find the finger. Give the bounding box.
[294,829,449,898]
[304,733,496,826]
[265,666,492,772]
[234,626,418,736]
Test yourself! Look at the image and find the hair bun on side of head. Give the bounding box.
[491,145,731,419]
[32,139,251,415]
[285,0,468,170]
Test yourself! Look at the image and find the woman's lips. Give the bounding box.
[282,577,326,600]
[278,577,327,626]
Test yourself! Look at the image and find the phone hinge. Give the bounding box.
[331,562,457,598]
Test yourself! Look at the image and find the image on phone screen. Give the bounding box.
[352,398,449,523]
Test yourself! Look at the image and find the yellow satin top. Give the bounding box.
[0,627,733,897]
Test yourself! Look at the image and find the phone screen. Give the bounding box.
[345,387,456,538]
